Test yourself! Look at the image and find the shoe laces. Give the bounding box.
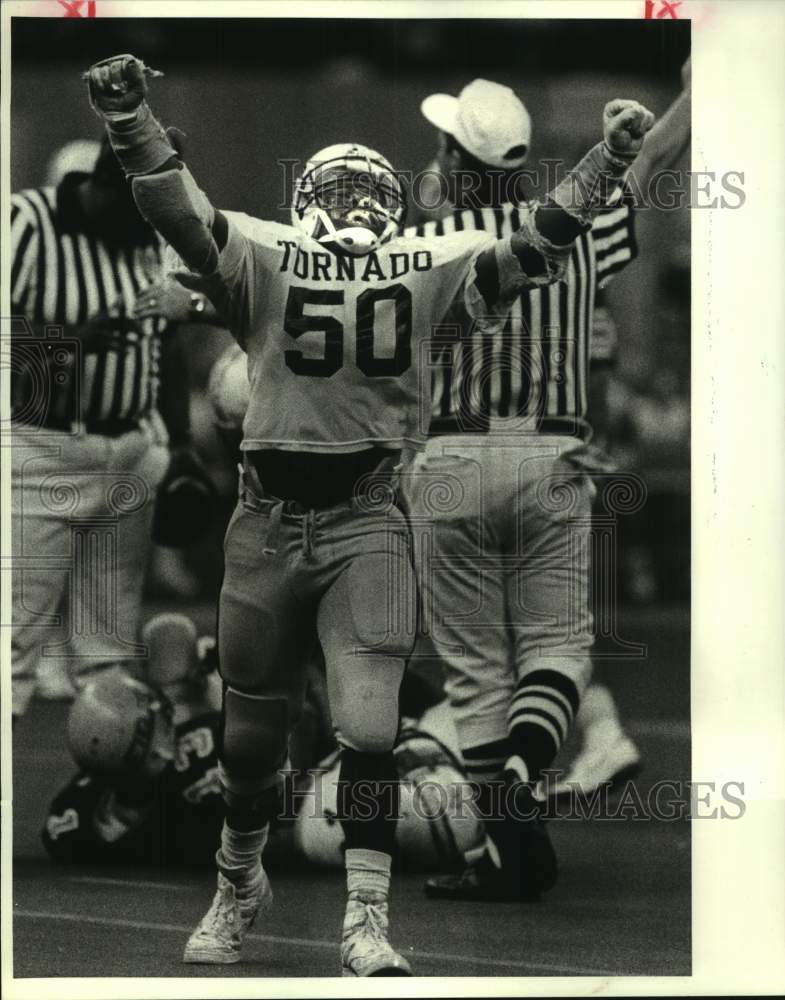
[203,881,238,933]
[344,899,389,948]
[362,903,388,943]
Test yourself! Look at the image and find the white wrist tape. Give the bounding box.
[551,141,632,228]
[106,103,178,177]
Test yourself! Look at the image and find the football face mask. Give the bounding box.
[293,143,405,256]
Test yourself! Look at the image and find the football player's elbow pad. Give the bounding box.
[131,165,222,274]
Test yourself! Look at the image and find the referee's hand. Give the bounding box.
[603,100,655,160]
[135,280,193,323]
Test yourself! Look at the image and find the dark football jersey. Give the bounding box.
[41,712,223,866]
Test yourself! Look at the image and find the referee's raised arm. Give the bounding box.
[464,99,655,323]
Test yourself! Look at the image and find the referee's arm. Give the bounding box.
[627,78,691,192]
[466,106,656,320]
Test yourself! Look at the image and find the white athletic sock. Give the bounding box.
[345,848,391,903]
[217,822,268,898]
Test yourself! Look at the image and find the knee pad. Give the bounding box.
[221,686,289,780]
[330,658,404,754]
[336,724,398,756]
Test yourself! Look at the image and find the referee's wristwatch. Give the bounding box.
[188,293,207,320]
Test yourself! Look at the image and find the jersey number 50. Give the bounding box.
[284,285,412,378]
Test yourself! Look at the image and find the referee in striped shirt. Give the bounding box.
[10,137,207,718]
[403,76,690,901]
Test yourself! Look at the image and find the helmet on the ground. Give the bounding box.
[294,727,484,871]
[67,667,175,779]
[292,143,406,256]
[394,726,485,870]
[293,751,345,867]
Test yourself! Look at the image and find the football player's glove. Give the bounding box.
[152,446,218,547]
[292,143,406,256]
[85,53,161,124]
[67,667,175,780]
[85,54,176,180]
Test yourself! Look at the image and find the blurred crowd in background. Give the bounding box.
[11,17,690,608]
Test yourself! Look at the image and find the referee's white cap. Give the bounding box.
[421,79,531,170]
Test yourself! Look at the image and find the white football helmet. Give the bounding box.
[394,723,485,871]
[294,722,484,871]
[292,142,406,256]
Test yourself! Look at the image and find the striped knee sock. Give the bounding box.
[507,669,580,783]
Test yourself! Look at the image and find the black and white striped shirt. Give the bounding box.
[11,175,167,430]
[411,198,636,436]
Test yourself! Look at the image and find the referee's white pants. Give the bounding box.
[402,433,595,751]
[10,419,169,716]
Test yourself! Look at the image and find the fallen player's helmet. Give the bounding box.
[294,725,484,870]
[292,751,344,868]
[394,723,485,871]
[292,143,406,256]
[67,667,175,779]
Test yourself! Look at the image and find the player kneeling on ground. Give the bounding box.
[85,52,652,975]
[42,615,224,866]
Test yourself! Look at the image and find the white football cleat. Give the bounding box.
[340,898,412,977]
[546,731,642,799]
[183,870,272,964]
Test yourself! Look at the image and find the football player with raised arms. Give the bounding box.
[85,53,653,975]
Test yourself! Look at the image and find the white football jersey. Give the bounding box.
[174,214,525,453]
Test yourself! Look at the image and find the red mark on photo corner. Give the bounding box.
[58,0,97,16]
[644,0,681,16]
